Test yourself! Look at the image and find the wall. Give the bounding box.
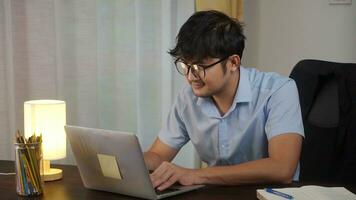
[243,0,356,76]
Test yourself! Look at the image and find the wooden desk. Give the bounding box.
[1,160,355,199]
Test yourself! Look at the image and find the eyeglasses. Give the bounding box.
[174,56,229,78]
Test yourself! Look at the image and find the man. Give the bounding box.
[144,10,304,191]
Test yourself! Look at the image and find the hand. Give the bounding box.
[150,161,199,191]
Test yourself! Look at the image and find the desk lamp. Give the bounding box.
[24,100,66,181]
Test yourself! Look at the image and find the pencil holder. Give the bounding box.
[14,142,44,196]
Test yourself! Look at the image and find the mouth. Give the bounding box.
[191,81,205,89]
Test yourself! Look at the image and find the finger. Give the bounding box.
[153,167,175,188]
[150,163,172,187]
[151,161,170,178]
[157,175,178,191]
[152,167,175,188]
[150,163,168,182]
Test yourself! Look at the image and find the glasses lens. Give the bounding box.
[191,65,205,78]
[176,62,189,75]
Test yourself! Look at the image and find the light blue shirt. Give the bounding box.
[159,66,304,180]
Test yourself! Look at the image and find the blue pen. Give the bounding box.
[265,188,294,199]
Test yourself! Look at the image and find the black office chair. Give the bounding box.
[290,59,356,183]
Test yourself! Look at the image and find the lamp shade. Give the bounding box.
[24,100,66,160]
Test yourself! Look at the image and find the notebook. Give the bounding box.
[257,185,356,200]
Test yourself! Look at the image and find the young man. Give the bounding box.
[144,10,304,191]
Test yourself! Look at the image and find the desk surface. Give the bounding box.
[1,160,355,200]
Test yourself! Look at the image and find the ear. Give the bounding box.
[229,55,240,72]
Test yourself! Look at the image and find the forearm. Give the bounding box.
[143,151,164,171]
[144,138,179,171]
[195,158,296,185]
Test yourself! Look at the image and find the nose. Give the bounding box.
[186,68,200,81]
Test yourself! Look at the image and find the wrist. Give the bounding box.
[192,168,207,185]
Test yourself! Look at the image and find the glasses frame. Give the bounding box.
[174,56,230,78]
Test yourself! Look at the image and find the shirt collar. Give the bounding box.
[234,66,252,103]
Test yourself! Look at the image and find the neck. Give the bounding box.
[212,69,240,116]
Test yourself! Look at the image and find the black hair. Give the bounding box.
[169,10,245,63]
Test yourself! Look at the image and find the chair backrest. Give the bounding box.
[290,59,356,183]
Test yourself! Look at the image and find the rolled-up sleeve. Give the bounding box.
[265,80,305,140]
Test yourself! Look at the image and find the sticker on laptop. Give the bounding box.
[97,154,123,180]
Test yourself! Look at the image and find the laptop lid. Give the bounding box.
[65,125,204,200]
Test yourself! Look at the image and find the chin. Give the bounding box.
[192,87,211,97]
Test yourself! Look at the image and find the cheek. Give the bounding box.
[207,66,225,78]
[203,69,224,85]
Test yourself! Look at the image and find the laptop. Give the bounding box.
[65,125,204,200]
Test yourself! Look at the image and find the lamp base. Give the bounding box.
[42,159,63,181]
[44,168,63,181]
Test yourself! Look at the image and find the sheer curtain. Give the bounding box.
[0,0,198,167]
